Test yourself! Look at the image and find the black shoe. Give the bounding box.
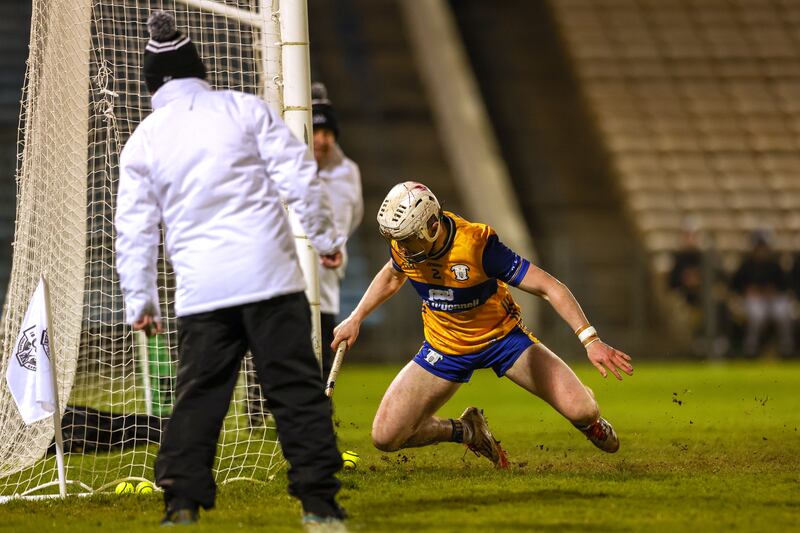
[302,499,347,521]
[302,513,349,532]
[161,497,199,527]
[161,507,198,526]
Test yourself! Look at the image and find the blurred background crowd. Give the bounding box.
[667,226,800,359]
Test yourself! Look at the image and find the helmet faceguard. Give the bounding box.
[377,181,443,263]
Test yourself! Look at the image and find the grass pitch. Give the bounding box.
[1,361,798,532]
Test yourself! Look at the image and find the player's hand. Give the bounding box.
[133,314,162,337]
[321,251,343,269]
[586,340,633,380]
[332,315,360,352]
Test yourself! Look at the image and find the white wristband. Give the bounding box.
[583,336,600,348]
[577,326,597,343]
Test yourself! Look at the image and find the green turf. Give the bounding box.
[1,361,798,532]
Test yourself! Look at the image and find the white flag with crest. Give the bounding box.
[5,278,55,424]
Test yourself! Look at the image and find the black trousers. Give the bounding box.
[154,292,343,516]
[244,312,337,420]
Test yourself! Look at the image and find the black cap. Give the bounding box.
[311,82,339,137]
[143,11,207,94]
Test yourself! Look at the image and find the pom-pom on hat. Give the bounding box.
[143,10,207,94]
[311,82,339,137]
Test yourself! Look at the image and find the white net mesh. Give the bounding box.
[0,0,285,497]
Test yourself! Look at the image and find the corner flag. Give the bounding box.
[5,277,55,424]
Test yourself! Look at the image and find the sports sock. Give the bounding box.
[449,419,463,443]
[449,418,473,443]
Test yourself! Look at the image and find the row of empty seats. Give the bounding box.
[557,0,800,60]
[550,0,800,271]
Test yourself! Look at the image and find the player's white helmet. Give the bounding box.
[377,181,442,256]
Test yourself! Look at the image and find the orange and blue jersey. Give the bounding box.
[390,211,535,355]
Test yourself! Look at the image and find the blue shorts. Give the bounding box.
[412,326,538,383]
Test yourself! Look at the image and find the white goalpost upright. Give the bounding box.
[0,0,320,501]
[275,0,325,370]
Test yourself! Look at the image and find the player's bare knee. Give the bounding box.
[371,428,402,452]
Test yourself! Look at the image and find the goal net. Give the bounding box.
[0,0,292,499]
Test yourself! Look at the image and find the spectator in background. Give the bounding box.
[792,252,800,304]
[311,81,364,378]
[246,82,363,427]
[666,226,705,353]
[790,252,800,354]
[666,225,731,357]
[730,230,794,358]
[668,226,704,307]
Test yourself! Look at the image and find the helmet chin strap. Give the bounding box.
[401,249,430,264]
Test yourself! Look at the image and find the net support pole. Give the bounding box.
[278,0,323,372]
[41,275,66,499]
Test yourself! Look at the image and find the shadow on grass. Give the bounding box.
[416,522,631,532]
[368,487,609,513]
[359,488,623,532]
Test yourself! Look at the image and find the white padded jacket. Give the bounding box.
[116,78,342,321]
[318,144,363,315]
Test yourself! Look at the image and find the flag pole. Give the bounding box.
[41,275,66,498]
[135,331,153,417]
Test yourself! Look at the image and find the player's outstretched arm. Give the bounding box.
[332,260,407,351]
[516,263,634,380]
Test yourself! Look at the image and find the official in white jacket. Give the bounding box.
[245,83,364,426]
[114,11,346,529]
[310,83,364,378]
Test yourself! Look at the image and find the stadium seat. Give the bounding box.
[550,0,800,262]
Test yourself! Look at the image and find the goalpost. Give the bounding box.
[0,0,320,500]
